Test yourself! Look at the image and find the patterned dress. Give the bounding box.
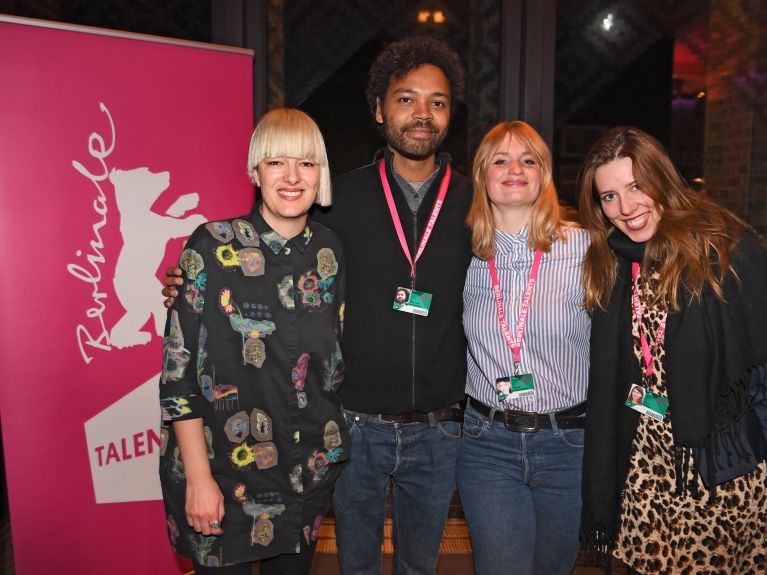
[614,275,767,574]
[159,207,348,567]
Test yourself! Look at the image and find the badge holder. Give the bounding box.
[393,286,432,317]
[625,382,668,422]
[495,363,535,402]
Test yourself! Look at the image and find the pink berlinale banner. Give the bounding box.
[0,16,254,574]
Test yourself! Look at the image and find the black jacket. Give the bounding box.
[313,150,472,414]
[582,229,767,549]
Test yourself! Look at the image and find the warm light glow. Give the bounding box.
[696,91,706,99]
[602,13,614,31]
[417,10,446,24]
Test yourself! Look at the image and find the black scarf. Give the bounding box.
[581,229,767,552]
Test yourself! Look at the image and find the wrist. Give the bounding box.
[185,470,215,486]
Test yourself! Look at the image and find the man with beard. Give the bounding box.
[313,36,472,575]
[163,36,471,575]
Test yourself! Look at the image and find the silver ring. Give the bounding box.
[209,520,221,529]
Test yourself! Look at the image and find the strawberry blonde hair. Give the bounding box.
[467,121,569,260]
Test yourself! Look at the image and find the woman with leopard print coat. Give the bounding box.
[577,126,767,575]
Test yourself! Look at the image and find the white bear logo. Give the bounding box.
[109,167,206,348]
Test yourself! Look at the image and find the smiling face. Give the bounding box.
[630,386,644,404]
[252,157,319,238]
[485,133,541,225]
[594,157,661,243]
[375,64,451,161]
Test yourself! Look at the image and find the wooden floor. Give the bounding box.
[303,518,627,575]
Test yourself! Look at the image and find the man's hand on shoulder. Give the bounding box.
[162,266,183,308]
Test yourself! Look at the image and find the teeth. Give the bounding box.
[626,214,648,229]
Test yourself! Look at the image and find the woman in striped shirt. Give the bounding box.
[456,121,591,575]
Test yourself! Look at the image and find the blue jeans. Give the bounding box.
[333,409,461,575]
[456,401,583,575]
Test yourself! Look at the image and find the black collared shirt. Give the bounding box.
[159,205,348,565]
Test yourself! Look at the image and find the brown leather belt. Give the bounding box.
[468,397,586,433]
[373,406,463,423]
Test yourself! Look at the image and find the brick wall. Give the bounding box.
[704,0,767,235]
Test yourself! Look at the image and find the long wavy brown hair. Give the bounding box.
[467,121,569,260]
[578,126,745,311]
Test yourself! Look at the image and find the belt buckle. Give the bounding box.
[503,410,539,433]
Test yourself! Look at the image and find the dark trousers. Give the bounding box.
[194,540,317,575]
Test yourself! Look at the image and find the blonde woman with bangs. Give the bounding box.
[457,121,591,575]
[579,126,767,574]
[159,108,347,575]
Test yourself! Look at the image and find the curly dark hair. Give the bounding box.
[366,36,465,120]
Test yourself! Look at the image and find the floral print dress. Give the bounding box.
[159,206,348,567]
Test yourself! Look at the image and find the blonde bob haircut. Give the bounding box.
[467,121,566,260]
[246,108,332,206]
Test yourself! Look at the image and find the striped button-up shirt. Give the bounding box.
[463,226,591,413]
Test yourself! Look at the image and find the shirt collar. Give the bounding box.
[494,225,530,254]
[250,202,314,255]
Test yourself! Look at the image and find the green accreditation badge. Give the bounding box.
[495,373,535,402]
[392,286,432,317]
[625,384,669,422]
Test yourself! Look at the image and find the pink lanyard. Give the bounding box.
[488,249,543,370]
[631,262,667,378]
[379,159,451,286]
